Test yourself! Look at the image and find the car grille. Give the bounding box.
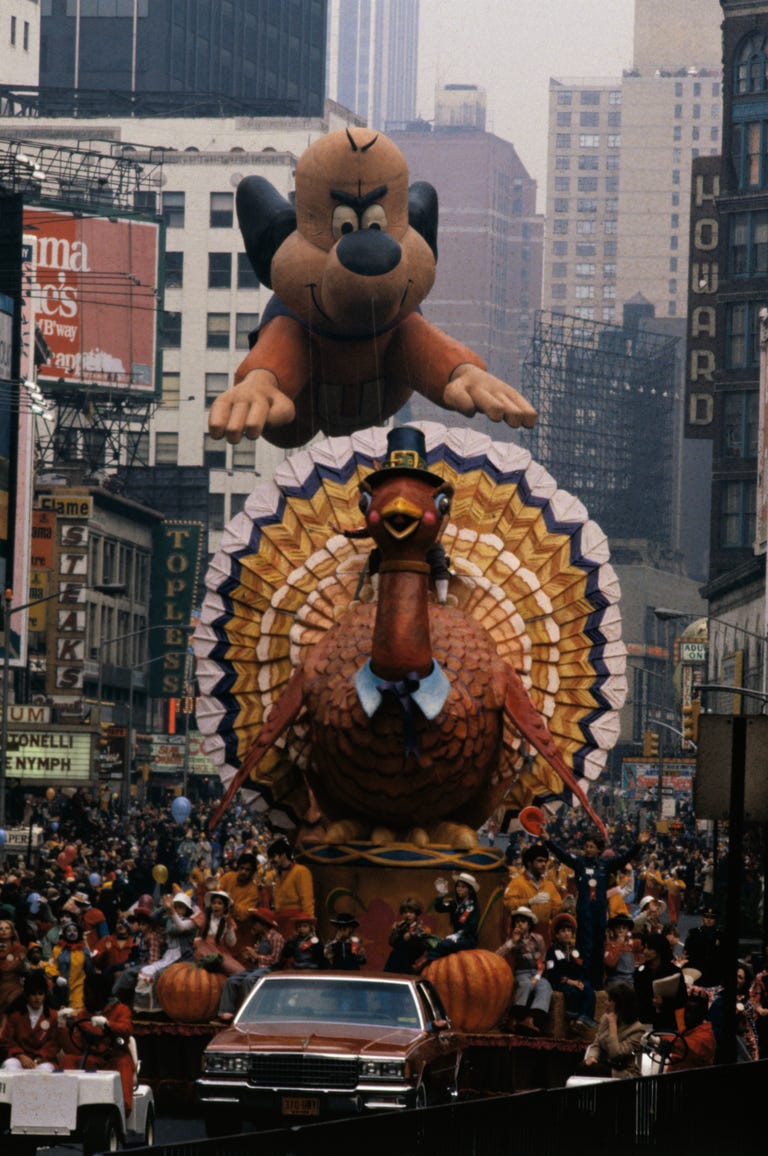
[249,1053,359,1090]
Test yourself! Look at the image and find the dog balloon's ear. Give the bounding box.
[408,181,439,262]
[236,176,297,288]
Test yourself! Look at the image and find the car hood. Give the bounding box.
[208,1022,423,1056]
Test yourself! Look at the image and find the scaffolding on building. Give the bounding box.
[0,136,163,491]
[522,311,680,547]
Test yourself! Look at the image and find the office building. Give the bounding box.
[38,0,327,118]
[327,0,419,129]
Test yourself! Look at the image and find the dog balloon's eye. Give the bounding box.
[361,204,387,231]
[332,205,359,239]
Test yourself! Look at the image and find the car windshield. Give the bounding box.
[237,978,422,1028]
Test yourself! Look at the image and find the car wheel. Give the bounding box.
[416,1082,429,1109]
[143,1104,155,1147]
[204,1108,241,1138]
[82,1108,120,1155]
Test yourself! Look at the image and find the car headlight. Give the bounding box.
[359,1059,406,1079]
[204,1052,250,1074]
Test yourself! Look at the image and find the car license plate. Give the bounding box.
[282,1096,320,1117]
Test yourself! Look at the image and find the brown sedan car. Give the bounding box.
[196,971,462,1132]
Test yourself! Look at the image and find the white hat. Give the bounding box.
[639,895,658,910]
[452,872,479,892]
[511,905,538,926]
[171,892,193,911]
[204,890,232,909]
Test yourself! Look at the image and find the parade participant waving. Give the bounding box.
[427,873,480,961]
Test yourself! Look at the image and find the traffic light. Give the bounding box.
[643,730,659,758]
[682,700,701,745]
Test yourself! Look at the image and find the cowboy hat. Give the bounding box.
[452,872,479,892]
[511,905,538,926]
[248,906,278,928]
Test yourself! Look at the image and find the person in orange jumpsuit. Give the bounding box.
[668,994,716,1071]
[60,974,135,1112]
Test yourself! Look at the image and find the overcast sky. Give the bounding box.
[417,0,636,199]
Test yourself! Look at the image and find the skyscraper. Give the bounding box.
[328,0,419,129]
[38,0,327,118]
[542,0,722,323]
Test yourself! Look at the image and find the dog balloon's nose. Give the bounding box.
[336,230,401,277]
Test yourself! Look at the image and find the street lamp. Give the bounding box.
[0,582,125,829]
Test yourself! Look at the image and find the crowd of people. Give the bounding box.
[0,785,766,1085]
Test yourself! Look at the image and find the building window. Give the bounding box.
[604,220,617,234]
[556,134,571,149]
[155,433,179,465]
[576,242,596,256]
[607,111,621,127]
[726,302,761,368]
[209,493,226,531]
[674,104,682,118]
[134,190,157,214]
[130,431,149,463]
[606,155,620,171]
[230,493,248,518]
[580,111,599,127]
[577,220,596,235]
[232,441,255,470]
[603,263,616,278]
[23,21,29,50]
[207,313,230,349]
[555,177,570,192]
[553,241,568,256]
[606,199,618,215]
[732,120,768,189]
[670,257,678,271]
[162,191,185,228]
[203,435,227,469]
[674,125,682,141]
[237,252,260,290]
[235,312,259,350]
[722,391,759,459]
[577,199,597,214]
[578,155,599,171]
[575,285,595,299]
[672,192,680,206]
[205,373,229,406]
[557,112,572,127]
[579,135,600,148]
[693,104,701,120]
[730,210,768,276]
[161,372,180,408]
[604,241,617,256]
[575,263,595,277]
[553,220,569,234]
[580,90,600,105]
[554,198,569,213]
[557,90,572,106]
[208,252,232,289]
[210,192,234,227]
[675,82,683,97]
[10,15,16,44]
[603,284,617,300]
[555,155,571,171]
[602,306,616,322]
[719,480,756,548]
[551,284,567,299]
[577,177,598,192]
[162,311,181,349]
[551,263,567,278]
[607,135,621,148]
[735,34,768,95]
[165,251,183,288]
[608,90,622,105]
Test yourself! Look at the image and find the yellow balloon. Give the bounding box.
[152,864,169,884]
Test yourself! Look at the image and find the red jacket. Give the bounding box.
[1,1006,61,1064]
[669,1008,716,1070]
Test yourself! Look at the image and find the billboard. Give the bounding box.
[149,521,204,697]
[22,207,160,394]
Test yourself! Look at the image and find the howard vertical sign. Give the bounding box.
[149,521,203,696]
[685,155,721,439]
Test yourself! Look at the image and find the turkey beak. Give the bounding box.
[380,495,423,539]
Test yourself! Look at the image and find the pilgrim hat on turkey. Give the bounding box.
[365,426,443,489]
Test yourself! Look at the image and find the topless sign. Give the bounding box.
[22,207,160,394]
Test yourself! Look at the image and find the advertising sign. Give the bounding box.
[685,156,721,439]
[149,521,204,697]
[621,759,696,800]
[6,728,93,781]
[148,733,215,776]
[22,207,160,394]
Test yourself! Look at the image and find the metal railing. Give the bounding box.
[126,1060,768,1156]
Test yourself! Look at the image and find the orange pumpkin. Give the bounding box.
[423,949,513,1032]
[155,961,226,1023]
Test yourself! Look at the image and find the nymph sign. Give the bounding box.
[22,207,160,395]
